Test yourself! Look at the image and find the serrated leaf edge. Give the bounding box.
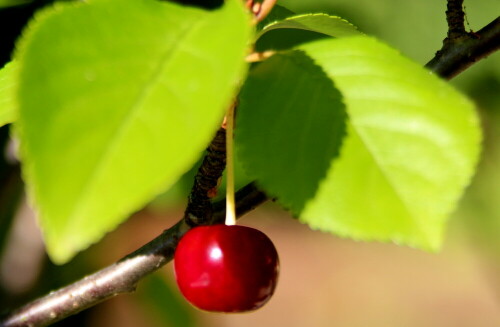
[236,50,347,216]
[298,36,482,251]
[256,13,361,41]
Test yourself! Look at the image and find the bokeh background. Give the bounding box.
[1,0,500,326]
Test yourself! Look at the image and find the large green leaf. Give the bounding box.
[16,0,252,263]
[298,36,481,250]
[236,51,346,214]
[0,61,17,126]
[255,13,361,51]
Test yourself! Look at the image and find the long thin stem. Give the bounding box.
[225,104,236,226]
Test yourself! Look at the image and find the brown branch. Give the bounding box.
[0,221,185,327]
[183,127,226,227]
[0,111,267,327]
[0,182,267,327]
[446,0,466,40]
[426,14,500,79]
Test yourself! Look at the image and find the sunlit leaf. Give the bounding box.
[16,0,252,263]
[299,36,481,250]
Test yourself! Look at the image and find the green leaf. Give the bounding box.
[0,61,17,126]
[236,51,346,214]
[255,13,361,51]
[16,0,252,263]
[256,4,295,31]
[298,36,481,250]
[257,13,361,39]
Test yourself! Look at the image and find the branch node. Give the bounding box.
[183,127,226,227]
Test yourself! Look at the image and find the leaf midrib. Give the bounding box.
[63,18,205,237]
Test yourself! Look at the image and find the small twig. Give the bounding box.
[446,0,467,40]
[245,0,277,24]
[0,221,185,327]
[224,103,236,225]
[254,0,277,23]
[426,17,500,79]
[183,127,226,226]
[426,0,500,79]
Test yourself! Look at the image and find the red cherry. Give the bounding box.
[174,224,279,312]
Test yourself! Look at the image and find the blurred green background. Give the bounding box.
[1,0,499,326]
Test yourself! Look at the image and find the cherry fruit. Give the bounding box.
[174,224,279,312]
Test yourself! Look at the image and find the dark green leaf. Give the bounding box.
[237,51,346,214]
[256,4,295,31]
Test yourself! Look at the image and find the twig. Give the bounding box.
[425,0,500,79]
[183,127,226,227]
[245,0,278,23]
[0,221,184,327]
[446,0,467,40]
[254,0,277,23]
[426,17,500,79]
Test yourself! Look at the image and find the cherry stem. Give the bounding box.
[225,103,236,226]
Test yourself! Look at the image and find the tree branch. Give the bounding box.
[183,127,226,227]
[445,0,466,40]
[426,14,500,79]
[2,7,500,327]
[1,111,267,327]
[0,221,184,327]
[0,182,267,327]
